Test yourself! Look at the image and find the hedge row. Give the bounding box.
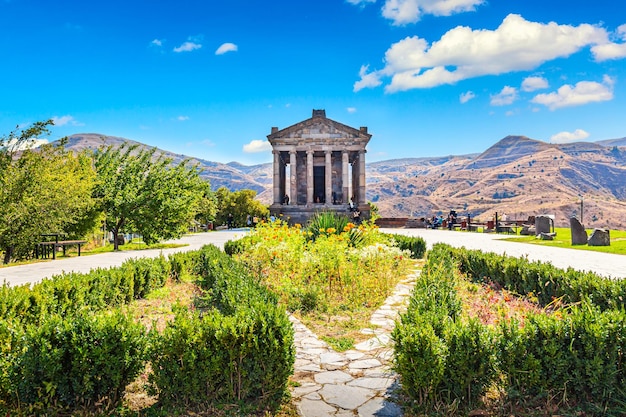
[0,255,169,327]
[0,245,294,414]
[148,245,294,408]
[451,245,626,310]
[385,233,427,259]
[393,243,626,413]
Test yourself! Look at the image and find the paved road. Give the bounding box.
[0,230,247,287]
[2,228,625,287]
[380,228,626,280]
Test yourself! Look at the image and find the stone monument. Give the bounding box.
[570,217,588,245]
[267,110,371,225]
[588,229,610,246]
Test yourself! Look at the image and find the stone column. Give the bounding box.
[273,150,281,205]
[358,150,366,204]
[306,150,314,204]
[342,151,349,204]
[351,155,358,204]
[289,149,297,205]
[325,151,332,205]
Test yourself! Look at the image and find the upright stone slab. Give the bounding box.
[570,217,588,245]
[588,229,610,246]
[535,215,552,235]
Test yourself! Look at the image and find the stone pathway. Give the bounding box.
[289,272,417,417]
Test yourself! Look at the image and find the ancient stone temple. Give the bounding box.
[267,109,371,225]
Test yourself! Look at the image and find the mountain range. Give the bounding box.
[60,133,626,229]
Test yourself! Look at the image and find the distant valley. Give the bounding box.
[61,133,626,229]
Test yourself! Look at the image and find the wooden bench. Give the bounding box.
[35,234,87,259]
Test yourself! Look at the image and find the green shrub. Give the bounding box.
[439,318,496,404]
[387,233,427,259]
[224,238,247,256]
[449,244,626,311]
[0,319,23,403]
[396,244,626,413]
[393,318,447,406]
[498,308,626,407]
[13,310,147,410]
[122,255,169,299]
[149,302,294,409]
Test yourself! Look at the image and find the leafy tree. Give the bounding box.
[215,187,268,227]
[194,180,218,229]
[0,121,98,263]
[93,144,207,250]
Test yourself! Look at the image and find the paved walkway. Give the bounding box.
[0,230,248,287]
[380,228,626,280]
[2,228,626,416]
[290,272,416,417]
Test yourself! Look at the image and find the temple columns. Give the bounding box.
[342,151,349,204]
[306,150,314,204]
[325,151,332,205]
[358,150,366,204]
[273,150,281,205]
[289,150,297,205]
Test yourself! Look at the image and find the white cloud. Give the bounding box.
[52,115,83,126]
[151,39,163,47]
[355,14,608,93]
[216,42,238,55]
[521,76,548,92]
[591,23,626,61]
[490,86,518,106]
[346,0,376,5]
[459,91,475,103]
[531,75,614,110]
[347,107,357,113]
[177,116,190,121]
[353,65,382,92]
[243,139,272,154]
[381,0,484,25]
[550,129,590,144]
[173,41,202,53]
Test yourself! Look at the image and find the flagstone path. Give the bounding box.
[289,271,417,417]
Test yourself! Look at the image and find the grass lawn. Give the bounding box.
[0,240,187,268]
[503,227,626,255]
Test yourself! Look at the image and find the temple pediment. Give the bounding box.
[267,109,371,146]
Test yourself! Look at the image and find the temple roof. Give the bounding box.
[267,109,371,147]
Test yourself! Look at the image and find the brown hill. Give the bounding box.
[58,133,626,229]
[61,133,270,194]
[369,136,626,229]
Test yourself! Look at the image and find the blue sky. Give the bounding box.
[1,0,625,165]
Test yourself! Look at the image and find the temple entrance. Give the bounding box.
[313,166,325,203]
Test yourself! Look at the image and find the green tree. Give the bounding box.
[215,187,269,227]
[194,180,218,229]
[93,144,207,250]
[0,121,98,263]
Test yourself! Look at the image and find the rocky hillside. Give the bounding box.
[62,133,271,194]
[59,133,626,229]
[368,136,626,229]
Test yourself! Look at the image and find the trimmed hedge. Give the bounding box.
[394,243,626,413]
[148,245,294,409]
[13,310,147,409]
[450,245,626,310]
[0,245,294,414]
[0,255,170,327]
[384,233,427,259]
